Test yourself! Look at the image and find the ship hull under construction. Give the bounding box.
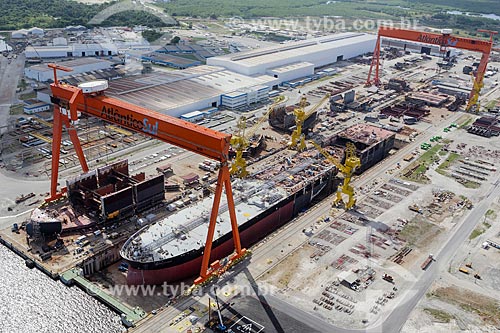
[124,170,335,285]
[126,198,294,285]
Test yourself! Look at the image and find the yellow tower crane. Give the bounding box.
[309,140,361,210]
[467,72,483,111]
[290,93,330,152]
[230,95,286,178]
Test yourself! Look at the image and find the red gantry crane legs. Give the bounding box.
[47,64,245,284]
[366,26,497,111]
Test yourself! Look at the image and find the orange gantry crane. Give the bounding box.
[46,64,245,285]
[366,26,497,111]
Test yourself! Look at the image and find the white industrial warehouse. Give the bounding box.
[33,32,376,118]
[25,43,118,59]
[207,32,377,82]
[25,58,114,82]
[103,65,278,117]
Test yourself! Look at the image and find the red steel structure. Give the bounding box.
[47,64,245,284]
[366,27,497,111]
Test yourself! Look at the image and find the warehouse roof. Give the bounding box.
[27,58,113,72]
[338,271,358,285]
[105,65,274,113]
[210,33,376,67]
[25,45,71,54]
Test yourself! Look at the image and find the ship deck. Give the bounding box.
[121,155,336,264]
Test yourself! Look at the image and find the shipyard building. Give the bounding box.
[25,43,118,59]
[102,65,276,117]
[33,33,376,118]
[122,33,375,117]
[25,58,115,82]
[208,32,377,85]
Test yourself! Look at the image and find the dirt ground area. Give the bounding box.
[258,199,418,329]
[402,131,500,333]
[398,215,442,248]
[429,286,500,326]
[404,284,500,333]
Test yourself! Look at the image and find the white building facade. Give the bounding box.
[25,43,118,59]
[208,33,377,82]
[25,58,114,82]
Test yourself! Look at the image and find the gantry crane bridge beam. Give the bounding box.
[366,26,497,111]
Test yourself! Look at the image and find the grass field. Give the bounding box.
[9,104,24,115]
[19,91,36,100]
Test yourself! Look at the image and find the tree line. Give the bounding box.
[0,0,174,30]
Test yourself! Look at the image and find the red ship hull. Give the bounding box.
[126,200,294,285]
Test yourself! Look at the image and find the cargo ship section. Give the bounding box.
[121,158,336,285]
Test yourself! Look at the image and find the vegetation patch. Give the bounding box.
[399,215,441,247]
[486,209,496,219]
[428,286,500,326]
[9,104,24,115]
[424,308,454,323]
[189,37,207,43]
[0,0,175,30]
[419,144,442,165]
[469,219,491,240]
[436,152,461,175]
[458,115,473,129]
[401,144,441,183]
[19,91,36,100]
[142,30,164,43]
[485,99,498,111]
[469,228,485,240]
[17,78,27,90]
[462,180,481,189]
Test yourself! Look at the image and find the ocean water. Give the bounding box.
[0,245,124,333]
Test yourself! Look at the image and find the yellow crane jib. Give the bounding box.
[230,95,286,178]
[290,93,330,152]
[466,72,484,112]
[309,140,361,210]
